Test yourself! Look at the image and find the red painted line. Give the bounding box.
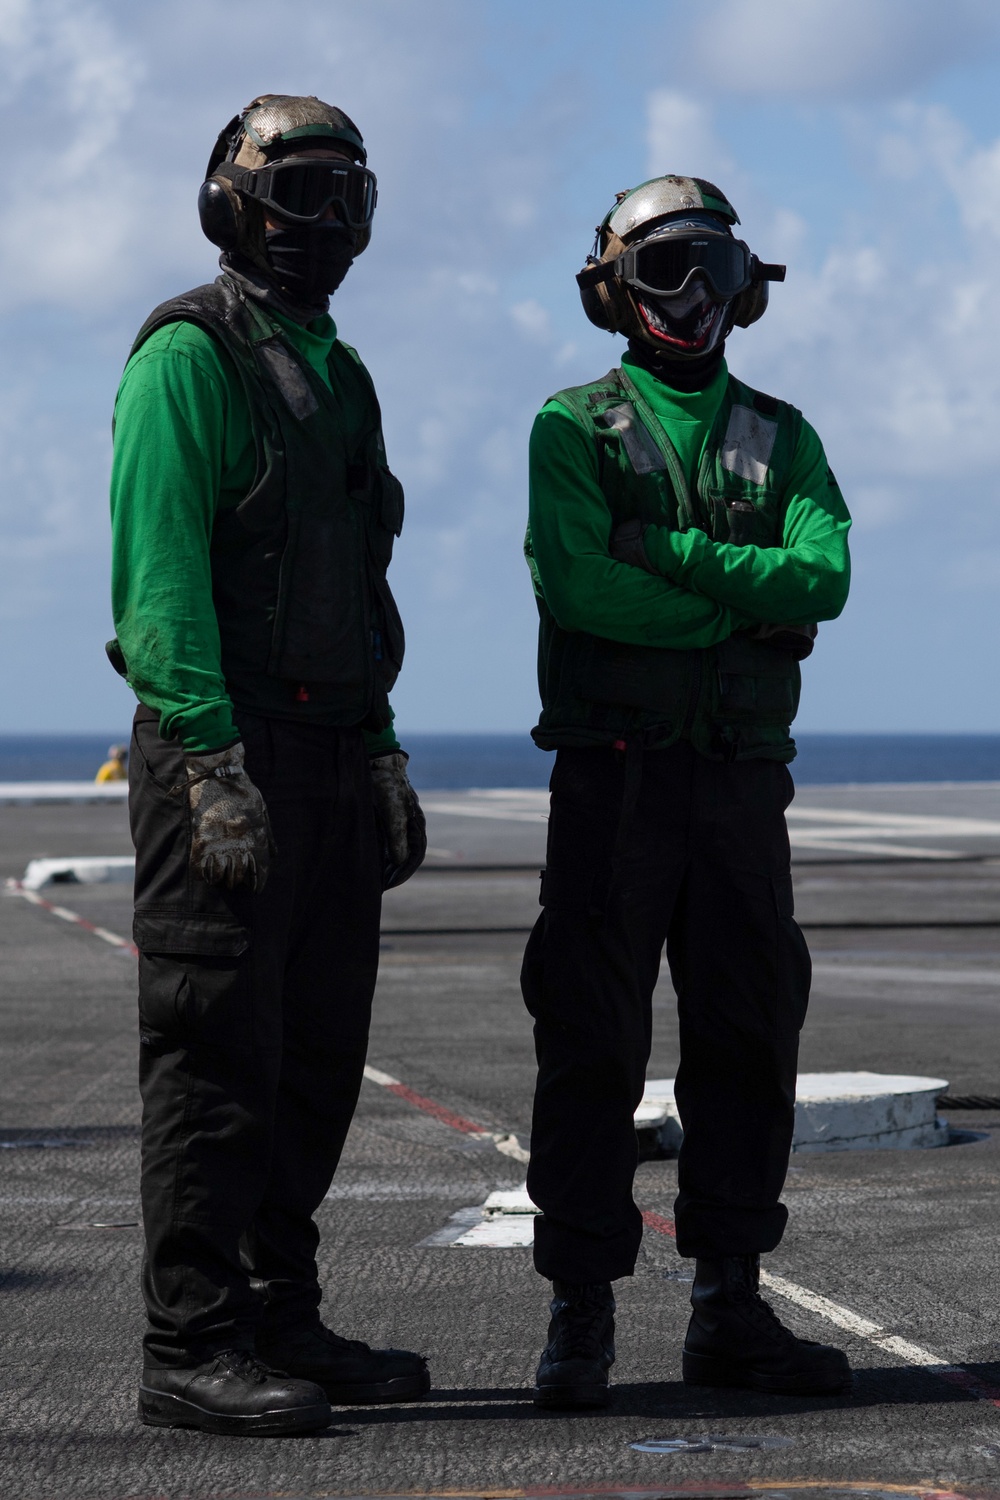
[384,1080,488,1136]
[641,1207,677,1238]
[7,881,138,956]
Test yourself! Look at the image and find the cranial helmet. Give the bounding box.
[577,175,785,358]
[198,94,376,271]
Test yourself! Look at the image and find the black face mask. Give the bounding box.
[264,221,356,306]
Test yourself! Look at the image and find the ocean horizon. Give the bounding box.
[1,731,998,788]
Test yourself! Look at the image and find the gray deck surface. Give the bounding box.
[2,781,1000,1500]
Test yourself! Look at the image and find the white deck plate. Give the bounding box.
[21,856,136,891]
[639,1071,950,1153]
[423,1185,539,1248]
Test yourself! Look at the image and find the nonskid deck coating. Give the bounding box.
[1,784,1000,1498]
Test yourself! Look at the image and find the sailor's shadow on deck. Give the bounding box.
[335,1366,990,1426]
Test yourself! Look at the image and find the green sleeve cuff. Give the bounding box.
[641,525,705,579]
[163,701,241,755]
[363,714,400,758]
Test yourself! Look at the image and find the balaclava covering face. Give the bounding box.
[262,217,357,309]
[579,175,784,388]
[212,95,370,322]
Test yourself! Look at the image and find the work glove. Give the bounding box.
[182,742,275,892]
[746,621,818,660]
[370,750,427,890]
[610,517,657,573]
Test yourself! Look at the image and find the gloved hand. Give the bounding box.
[370,750,427,890]
[747,621,818,660]
[182,742,275,892]
[610,517,657,573]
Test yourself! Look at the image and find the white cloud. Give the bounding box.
[686,0,1000,100]
[0,0,151,311]
[510,298,553,343]
[730,99,1000,507]
[646,90,735,184]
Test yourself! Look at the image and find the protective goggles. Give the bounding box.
[230,158,377,228]
[617,229,756,300]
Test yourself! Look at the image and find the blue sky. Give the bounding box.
[3,0,1000,734]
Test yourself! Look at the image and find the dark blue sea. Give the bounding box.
[1,733,999,787]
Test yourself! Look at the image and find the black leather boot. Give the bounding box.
[533,1280,616,1410]
[138,1350,332,1434]
[256,1322,431,1404]
[682,1255,851,1395]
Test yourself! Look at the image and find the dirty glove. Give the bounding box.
[370,750,427,890]
[747,621,818,661]
[610,517,657,573]
[182,742,275,892]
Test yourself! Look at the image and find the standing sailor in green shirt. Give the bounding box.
[523,176,852,1409]
[109,94,429,1436]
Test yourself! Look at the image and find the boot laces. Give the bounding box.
[314,1324,370,1356]
[214,1349,281,1384]
[725,1259,799,1345]
[548,1288,614,1361]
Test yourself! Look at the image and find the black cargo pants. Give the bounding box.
[521,741,811,1283]
[129,706,382,1368]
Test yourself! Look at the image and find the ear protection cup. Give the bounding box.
[732,278,768,328]
[197,177,241,250]
[577,259,633,334]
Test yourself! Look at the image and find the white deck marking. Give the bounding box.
[420,799,547,823]
[760,1271,1000,1407]
[5,882,138,955]
[812,962,999,988]
[787,806,1000,837]
[791,837,960,859]
[362,1064,530,1163]
[419,792,1000,856]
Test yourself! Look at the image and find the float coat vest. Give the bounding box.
[530,365,803,761]
[125,275,404,731]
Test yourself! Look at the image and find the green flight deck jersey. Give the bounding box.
[110,281,402,755]
[525,353,851,760]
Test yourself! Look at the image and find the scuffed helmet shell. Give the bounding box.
[606,175,739,244]
[233,94,366,168]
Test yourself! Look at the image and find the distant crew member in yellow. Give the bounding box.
[94,744,127,782]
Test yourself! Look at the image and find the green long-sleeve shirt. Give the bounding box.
[526,353,851,644]
[110,308,399,754]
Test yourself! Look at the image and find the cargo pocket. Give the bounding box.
[135,910,252,1053]
[538,865,605,916]
[772,873,811,1036]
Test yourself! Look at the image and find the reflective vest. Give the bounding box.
[127,276,404,731]
[531,366,804,761]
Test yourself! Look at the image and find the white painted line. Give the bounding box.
[361,1064,531,1163]
[491,1133,531,1164]
[362,1064,401,1087]
[791,836,960,859]
[761,1271,971,1376]
[420,800,547,824]
[812,962,1000,988]
[5,881,137,956]
[0,781,128,804]
[788,806,1000,837]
